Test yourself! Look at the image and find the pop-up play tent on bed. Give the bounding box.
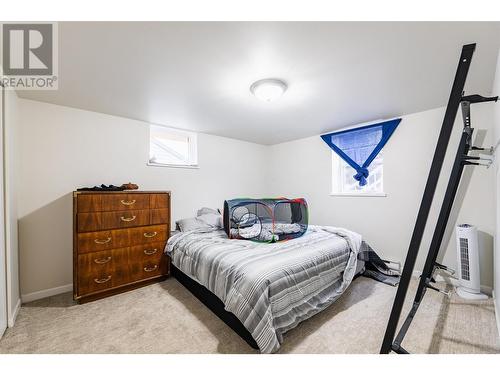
[223,198,308,242]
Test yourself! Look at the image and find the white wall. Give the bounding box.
[0,83,6,337]
[0,63,20,329]
[18,99,268,297]
[493,49,500,330]
[267,106,495,287]
[3,87,20,326]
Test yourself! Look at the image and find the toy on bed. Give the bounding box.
[223,198,308,242]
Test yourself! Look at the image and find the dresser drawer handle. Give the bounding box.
[94,256,112,264]
[120,215,137,222]
[120,199,136,206]
[144,265,158,272]
[94,237,112,245]
[144,248,158,255]
[144,231,158,238]
[94,275,112,284]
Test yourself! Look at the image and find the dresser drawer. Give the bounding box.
[78,269,128,296]
[101,194,151,211]
[76,194,101,213]
[78,248,124,268]
[151,209,169,225]
[150,194,170,209]
[140,259,167,279]
[77,245,169,296]
[129,242,166,263]
[77,248,129,295]
[129,224,169,246]
[129,253,169,281]
[77,209,151,232]
[77,193,151,212]
[77,224,169,254]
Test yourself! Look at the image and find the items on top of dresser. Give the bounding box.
[77,182,140,191]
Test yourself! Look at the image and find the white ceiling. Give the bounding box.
[18,22,500,145]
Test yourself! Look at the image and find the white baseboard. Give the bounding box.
[21,284,73,303]
[8,298,21,327]
[413,269,492,296]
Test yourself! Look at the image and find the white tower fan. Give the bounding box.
[455,224,487,300]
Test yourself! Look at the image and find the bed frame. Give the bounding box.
[171,259,367,351]
[171,264,259,349]
[380,43,498,354]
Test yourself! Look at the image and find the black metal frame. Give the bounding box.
[380,43,498,354]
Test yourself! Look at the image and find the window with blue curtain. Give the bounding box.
[321,118,401,187]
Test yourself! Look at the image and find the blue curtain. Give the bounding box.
[321,118,401,186]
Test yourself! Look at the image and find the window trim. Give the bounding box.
[330,151,386,197]
[148,125,199,169]
[146,161,200,169]
[329,192,387,197]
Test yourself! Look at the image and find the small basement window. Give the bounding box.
[148,125,198,168]
[331,151,385,196]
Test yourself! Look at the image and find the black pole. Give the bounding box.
[391,128,471,352]
[413,129,470,305]
[380,44,475,354]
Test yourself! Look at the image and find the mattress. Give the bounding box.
[166,225,362,353]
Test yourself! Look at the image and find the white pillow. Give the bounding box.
[197,213,223,228]
[197,207,220,216]
[176,217,211,232]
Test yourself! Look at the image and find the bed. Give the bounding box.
[165,225,365,353]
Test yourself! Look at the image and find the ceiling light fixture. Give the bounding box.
[250,78,287,102]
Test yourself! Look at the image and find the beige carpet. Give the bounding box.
[1,277,499,354]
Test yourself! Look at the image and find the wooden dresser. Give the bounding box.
[73,191,170,302]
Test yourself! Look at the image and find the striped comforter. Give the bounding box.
[165,225,362,353]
